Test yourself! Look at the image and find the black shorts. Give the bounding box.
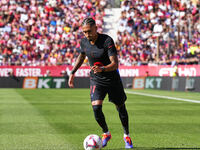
[90,80,127,105]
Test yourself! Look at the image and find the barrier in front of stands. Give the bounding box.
[132,77,200,92]
[0,65,199,77]
[22,77,91,89]
[0,76,200,92]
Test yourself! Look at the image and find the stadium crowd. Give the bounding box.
[117,0,200,66]
[0,0,106,66]
[0,0,200,66]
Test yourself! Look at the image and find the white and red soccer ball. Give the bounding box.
[83,134,102,150]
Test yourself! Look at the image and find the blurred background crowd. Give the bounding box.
[0,0,106,66]
[117,0,200,66]
[0,0,199,66]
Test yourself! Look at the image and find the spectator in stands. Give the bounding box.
[0,0,199,66]
[117,0,200,66]
[0,0,106,66]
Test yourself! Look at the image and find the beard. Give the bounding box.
[87,36,93,41]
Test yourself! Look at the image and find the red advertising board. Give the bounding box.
[0,65,199,77]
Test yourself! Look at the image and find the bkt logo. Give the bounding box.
[159,68,196,76]
[133,77,162,89]
[145,78,162,89]
[23,77,66,89]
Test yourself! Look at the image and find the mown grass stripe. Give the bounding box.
[0,89,74,150]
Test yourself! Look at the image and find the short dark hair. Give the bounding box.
[82,17,96,26]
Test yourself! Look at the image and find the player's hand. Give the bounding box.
[68,74,75,88]
[91,65,103,74]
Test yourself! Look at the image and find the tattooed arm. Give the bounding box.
[68,53,86,88]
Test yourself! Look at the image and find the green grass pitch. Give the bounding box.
[0,88,200,150]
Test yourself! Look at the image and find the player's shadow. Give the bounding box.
[107,148,200,150]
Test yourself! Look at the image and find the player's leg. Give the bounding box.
[92,100,111,147]
[90,84,111,147]
[116,103,133,149]
[108,81,129,134]
[92,100,108,133]
[108,81,133,149]
[116,103,129,136]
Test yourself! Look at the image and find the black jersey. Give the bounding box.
[80,33,121,86]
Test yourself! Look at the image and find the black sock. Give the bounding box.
[117,104,129,135]
[92,105,108,133]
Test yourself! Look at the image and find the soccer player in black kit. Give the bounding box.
[68,17,133,149]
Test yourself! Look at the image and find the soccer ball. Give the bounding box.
[83,134,102,150]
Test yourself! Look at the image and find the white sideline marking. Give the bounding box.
[125,90,200,104]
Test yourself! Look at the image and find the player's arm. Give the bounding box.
[105,55,119,71]
[68,53,86,88]
[92,55,118,73]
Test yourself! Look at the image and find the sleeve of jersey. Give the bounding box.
[80,40,86,54]
[105,37,117,57]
